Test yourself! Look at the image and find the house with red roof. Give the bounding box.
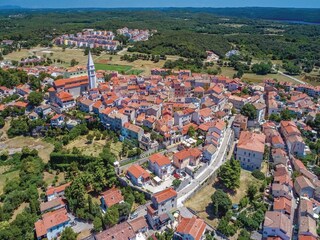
[100,187,124,211]
[280,121,306,157]
[173,148,202,171]
[50,114,65,127]
[148,153,172,179]
[46,182,71,201]
[147,188,177,229]
[263,211,292,240]
[127,164,151,187]
[34,208,70,240]
[236,131,266,171]
[121,122,144,141]
[175,216,207,240]
[55,91,76,111]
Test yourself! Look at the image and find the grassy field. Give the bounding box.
[0,170,19,195]
[95,63,132,72]
[64,133,122,159]
[9,202,29,223]
[184,169,262,227]
[1,136,54,163]
[43,171,66,186]
[4,46,182,75]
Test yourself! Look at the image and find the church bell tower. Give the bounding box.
[87,51,97,89]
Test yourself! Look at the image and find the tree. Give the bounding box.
[269,113,281,122]
[240,104,257,120]
[280,109,293,121]
[218,159,241,191]
[117,202,131,219]
[86,134,94,143]
[238,229,251,240]
[104,205,119,227]
[217,217,237,237]
[211,190,232,217]
[0,117,5,128]
[70,58,79,67]
[283,61,300,75]
[93,217,103,232]
[172,179,182,189]
[187,126,196,137]
[27,92,43,106]
[239,197,249,209]
[247,184,257,202]
[251,62,272,75]
[60,227,77,240]
[251,170,265,180]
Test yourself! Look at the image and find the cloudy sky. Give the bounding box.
[3,0,320,9]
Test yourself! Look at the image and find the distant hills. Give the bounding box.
[0,6,319,23]
[0,5,22,9]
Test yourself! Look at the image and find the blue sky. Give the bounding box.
[2,0,320,9]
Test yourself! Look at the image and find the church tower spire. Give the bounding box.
[87,51,97,89]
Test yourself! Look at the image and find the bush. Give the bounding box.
[252,170,265,180]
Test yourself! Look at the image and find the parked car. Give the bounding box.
[130,212,138,219]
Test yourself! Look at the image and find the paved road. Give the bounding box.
[177,117,234,207]
[277,70,306,85]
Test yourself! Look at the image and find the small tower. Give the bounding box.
[87,51,97,89]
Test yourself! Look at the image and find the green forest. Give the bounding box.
[0,8,320,65]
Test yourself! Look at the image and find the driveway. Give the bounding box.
[68,213,93,234]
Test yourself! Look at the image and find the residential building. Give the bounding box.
[127,164,151,187]
[263,211,292,240]
[280,121,305,157]
[148,153,172,179]
[294,176,315,198]
[35,208,70,240]
[175,216,207,240]
[272,183,292,200]
[173,148,202,171]
[232,114,248,139]
[100,187,124,211]
[46,182,71,201]
[40,197,65,213]
[147,188,177,229]
[121,122,144,141]
[236,131,266,171]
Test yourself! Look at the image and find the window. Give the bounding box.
[244,152,246,155]
[239,157,241,160]
[248,153,251,156]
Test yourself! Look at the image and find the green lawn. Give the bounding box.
[95,63,132,72]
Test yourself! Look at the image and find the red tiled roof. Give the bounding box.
[101,187,124,208]
[46,182,71,196]
[153,188,177,203]
[149,153,171,167]
[174,148,202,161]
[127,164,150,180]
[35,208,69,238]
[176,216,206,240]
[13,101,28,108]
[237,131,266,153]
[54,75,88,88]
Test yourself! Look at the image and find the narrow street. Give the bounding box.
[177,117,234,206]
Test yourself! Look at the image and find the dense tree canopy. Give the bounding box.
[211,189,232,217]
[218,158,241,190]
[241,104,257,121]
[27,92,43,106]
